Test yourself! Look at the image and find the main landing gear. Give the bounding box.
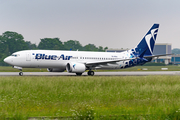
[87,70,94,76]
[75,71,95,76]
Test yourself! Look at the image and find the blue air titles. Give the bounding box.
[35,53,72,60]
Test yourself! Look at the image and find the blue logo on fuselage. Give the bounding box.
[73,64,76,69]
[35,53,72,60]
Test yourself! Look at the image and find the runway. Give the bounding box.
[1,71,180,76]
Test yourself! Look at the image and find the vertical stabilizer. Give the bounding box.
[135,24,159,56]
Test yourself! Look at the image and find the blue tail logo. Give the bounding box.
[135,24,159,56]
[124,24,160,68]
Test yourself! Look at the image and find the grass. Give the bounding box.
[0,76,180,119]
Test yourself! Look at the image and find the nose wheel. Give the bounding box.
[19,72,23,76]
[87,70,94,76]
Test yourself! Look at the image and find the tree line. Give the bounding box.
[172,48,180,54]
[0,31,108,65]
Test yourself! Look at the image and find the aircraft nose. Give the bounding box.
[4,57,11,64]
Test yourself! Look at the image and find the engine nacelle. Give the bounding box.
[66,62,86,73]
[47,68,65,72]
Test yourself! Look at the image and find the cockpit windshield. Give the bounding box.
[11,54,19,57]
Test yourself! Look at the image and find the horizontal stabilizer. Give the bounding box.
[144,54,173,58]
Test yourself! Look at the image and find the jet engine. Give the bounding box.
[66,62,86,73]
[47,68,65,72]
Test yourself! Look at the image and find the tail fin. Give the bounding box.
[135,24,159,56]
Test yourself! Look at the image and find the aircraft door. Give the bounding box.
[26,53,31,61]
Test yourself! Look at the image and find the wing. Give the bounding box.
[84,58,136,67]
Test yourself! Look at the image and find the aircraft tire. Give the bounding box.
[88,71,94,76]
[19,72,23,76]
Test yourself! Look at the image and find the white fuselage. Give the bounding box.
[4,50,136,70]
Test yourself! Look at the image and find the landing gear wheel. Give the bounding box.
[76,73,82,76]
[19,72,23,76]
[87,71,94,76]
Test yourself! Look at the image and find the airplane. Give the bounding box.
[4,24,165,76]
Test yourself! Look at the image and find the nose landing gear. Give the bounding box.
[13,66,23,76]
[19,71,23,76]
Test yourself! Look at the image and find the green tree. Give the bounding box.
[26,41,37,50]
[38,38,64,50]
[2,31,29,54]
[64,40,83,51]
[98,46,103,51]
[0,31,30,65]
[104,47,108,51]
[0,35,8,54]
[83,44,98,51]
[172,48,180,54]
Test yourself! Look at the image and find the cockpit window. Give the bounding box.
[11,54,20,57]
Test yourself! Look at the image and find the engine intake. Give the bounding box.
[66,62,86,73]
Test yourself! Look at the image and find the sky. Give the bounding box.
[0,0,180,49]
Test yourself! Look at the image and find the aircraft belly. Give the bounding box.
[30,60,66,68]
[97,64,121,69]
